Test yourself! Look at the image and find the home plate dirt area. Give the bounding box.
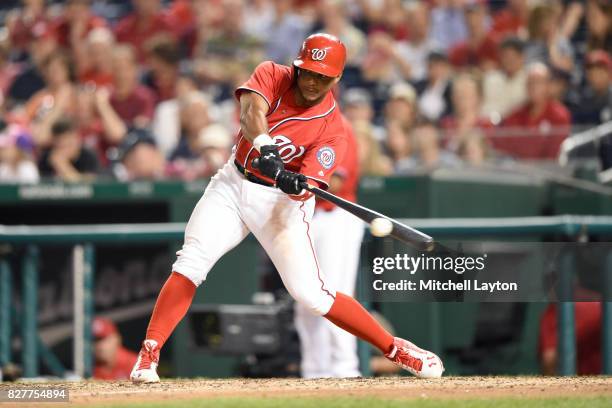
[1,376,610,407]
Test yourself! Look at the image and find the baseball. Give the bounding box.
[370,217,393,237]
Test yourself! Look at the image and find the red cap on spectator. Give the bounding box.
[586,50,611,70]
[92,317,118,340]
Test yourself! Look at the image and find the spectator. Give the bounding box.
[549,67,573,107]
[25,51,79,147]
[429,0,468,51]
[441,73,492,150]
[117,130,167,181]
[192,0,262,94]
[38,117,99,181]
[586,0,612,54]
[498,63,571,159]
[53,0,107,52]
[73,84,122,164]
[415,51,452,122]
[490,0,529,39]
[0,121,39,184]
[109,45,155,129]
[395,121,459,172]
[385,120,413,172]
[167,123,232,181]
[353,120,393,176]
[77,27,115,88]
[525,4,574,73]
[265,0,310,64]
[342,88,375,125]
[449,0,498,71]
[144,36,181,103]
[6,0,49,59]
[92,317,138,380]
[0,43,22,109]
[539,302,602,375]
[456,129,490,166]
[383,82,417,135]
[170,92,211,161]
[482,37,528,121]
[244,0,275,43]
[114,0,175,62]
[569,50,612,126]
[319,0,367,68]
[367,0,410,41]
[361,31,410,84]
[395,1,438,82]
[7,20,57,106]
[152,70,201,157]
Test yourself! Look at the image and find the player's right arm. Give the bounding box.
[238,92,270,148]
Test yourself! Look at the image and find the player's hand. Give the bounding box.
[256,145,284,180]
[275,170,307,195]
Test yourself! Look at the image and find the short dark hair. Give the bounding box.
[51,117,77,138]
[499,36,525,53]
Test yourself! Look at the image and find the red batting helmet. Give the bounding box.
[293,33,347,78]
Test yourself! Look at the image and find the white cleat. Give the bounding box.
[130,339,161,383]
[385,337,444,378]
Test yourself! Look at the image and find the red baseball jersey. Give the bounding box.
[234,61,348,189]
[316,116,360,211]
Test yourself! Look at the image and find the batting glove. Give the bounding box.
[276,170,307,195]
[257,145,284,180]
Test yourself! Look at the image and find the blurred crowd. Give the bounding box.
[0,0,610,184]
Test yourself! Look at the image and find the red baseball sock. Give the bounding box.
[324,292,395,354]
[145,272,196,349]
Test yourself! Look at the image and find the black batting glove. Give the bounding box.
[276,170,307,195]
[257,145,284,180]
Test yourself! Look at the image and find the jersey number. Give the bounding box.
[273,135,306,163]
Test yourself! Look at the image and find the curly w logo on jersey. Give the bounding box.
[317,147,335,169]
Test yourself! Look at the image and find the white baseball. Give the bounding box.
[370,217,393,237]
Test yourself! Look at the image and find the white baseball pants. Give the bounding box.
[172,157,337,316]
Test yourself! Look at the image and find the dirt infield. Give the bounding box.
[1,376,611,407]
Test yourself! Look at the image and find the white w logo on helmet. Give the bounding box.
[311,48,327,61]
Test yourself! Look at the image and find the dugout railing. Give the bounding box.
[0,216,610,378]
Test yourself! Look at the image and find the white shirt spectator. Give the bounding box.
[482,68,528,121]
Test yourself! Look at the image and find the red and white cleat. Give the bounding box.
[385,337,444,378]
[130,339,161,383]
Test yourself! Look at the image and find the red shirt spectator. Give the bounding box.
[53,12,106,47]
[490,0,529,40]
[110,86,155,126]
[114,0,176,62]
[495,63,571,159]
[449,35,498,69]
[498,100,570,158]
[538,302,602,375]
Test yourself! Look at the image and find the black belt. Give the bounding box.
[234,159,274,187]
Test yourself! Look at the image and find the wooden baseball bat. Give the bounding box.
[299,182,435,251]
[251,157,434,251]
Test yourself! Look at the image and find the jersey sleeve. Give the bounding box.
[299,113,349,189]
[235,61,286,112]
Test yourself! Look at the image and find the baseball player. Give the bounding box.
[130,33,444,383]
[294,117,364,378]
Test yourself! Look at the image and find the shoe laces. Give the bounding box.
[388,345,423,372]
[137,340,159,370]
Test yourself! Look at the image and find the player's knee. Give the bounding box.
[290,287,335,316]
[171,244,211,287]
